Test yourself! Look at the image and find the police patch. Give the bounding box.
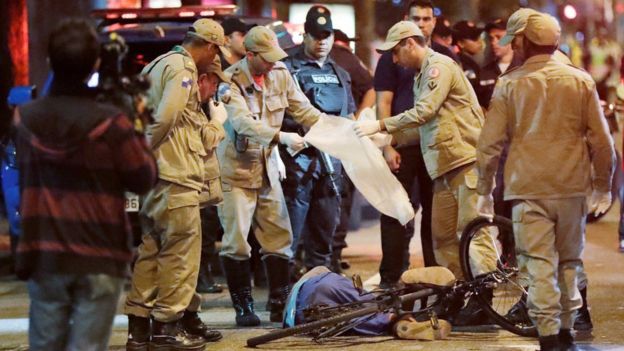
[428,67,440,78]
[311,74,339,84]
[181,77,192,89]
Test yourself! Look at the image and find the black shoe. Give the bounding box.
[505,298,532,325]
[573,287,593,332]
[264,255,291,323]
[196,260,223,294]
[379,279,403,290]
[180,311,222,342]
[150,319,206,351]
[221,257,261,327]
[559,329,578,351]
[538,334,560,351]
[452,292,491,327]
[126,315,150,351]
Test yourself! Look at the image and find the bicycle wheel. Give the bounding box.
[246,288,436,347]
[459,215,537,337]
[246,304,379,347]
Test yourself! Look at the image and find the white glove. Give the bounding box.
[353,120,381,137]
[476,194,495,222]
[208,100,227,125]
[279,132,306,152]
[589,191,612,216]
[369,132,393,148]
[275,149,287,181]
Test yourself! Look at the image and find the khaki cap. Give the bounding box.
[189,18,231,58]
[243,26,288,63]
[498,8,539,46]
[377,21,424,53]
[206,56,229,83]
[525,13,561,46]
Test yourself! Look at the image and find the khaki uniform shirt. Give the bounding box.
[386,48,484,179]
[476,54,615,200]
[143,46,224,192]
[219,59,325,189]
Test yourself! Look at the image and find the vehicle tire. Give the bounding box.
[459,215,537,337]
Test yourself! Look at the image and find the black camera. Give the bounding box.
[96,32,152,133]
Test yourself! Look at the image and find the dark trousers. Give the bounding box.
[333,175,355,252]
[282,155,341,269]
[379,145,434,284]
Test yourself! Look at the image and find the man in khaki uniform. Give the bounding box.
[124,19,228,350]
[354,21,497,281]
[475,13,614,351]
[354,21,498,326]
[217,26,332,327]
[493,8,599,333]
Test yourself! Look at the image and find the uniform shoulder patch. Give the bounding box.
[181,76,193,89]
[428,67,440,79]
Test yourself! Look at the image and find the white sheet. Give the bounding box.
[304,112,415,225]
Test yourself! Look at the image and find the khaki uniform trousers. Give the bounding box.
[218,180,293,260]
[124,181,202,322]
[512,197,585,336]
[431,163,498,280]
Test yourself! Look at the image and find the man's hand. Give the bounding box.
[208,100,227,125]
[476,194,495,222]
[275,150,287,181]
[353,120,381,137]
[279,132,306,152]
[589,191,612,216]
[383,146,401,172]
[369,132,393,148]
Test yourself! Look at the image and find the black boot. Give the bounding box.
[221,256,260,327]
[559,328,578,351]
[196,259,223,294]
[452,289,492,326]
[573,287,593,331]
[180,311,222,342]
[263,255,291,323]
[150,319,206,351]
[538,334,560,351]
[505,294,532,325]
[126,315,150,351]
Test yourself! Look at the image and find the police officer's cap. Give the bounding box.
[304,5,333,39]
[452,20,484,42]
[525,13,560,46]
[498,8,540,46]
[189,18,231,58]
[222,17,254,36]
[244,26,288,63]
[377,21,425,53]
[433,16,452,38]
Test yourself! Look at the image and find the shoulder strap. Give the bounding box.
[146,51,181,75]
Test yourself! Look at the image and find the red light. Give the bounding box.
[121,13,138,19]
[179,11,195,17]
[105,13,119,19]
[563,5,577,20]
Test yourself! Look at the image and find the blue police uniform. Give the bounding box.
[281,45,356,270]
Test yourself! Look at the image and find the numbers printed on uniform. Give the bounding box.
[310,74,339,84]
[125,192,140,212]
